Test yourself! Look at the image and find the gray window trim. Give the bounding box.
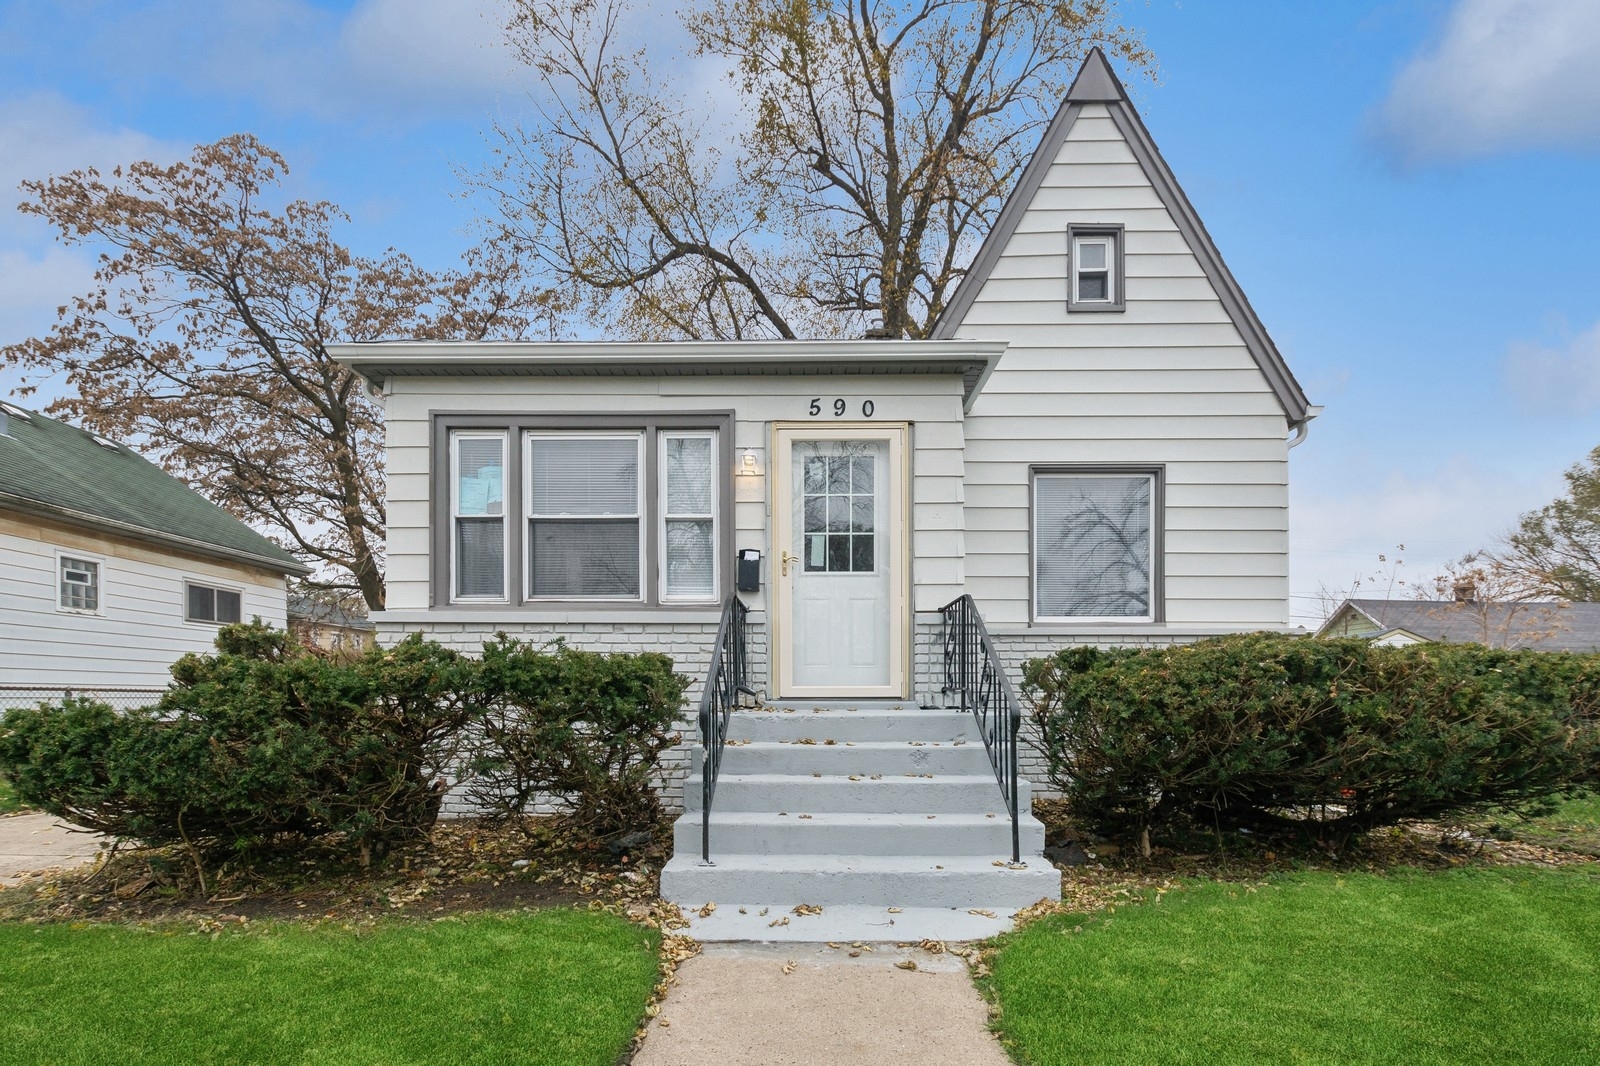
[1066,223,1126,314]
[1029,464,1165,625]
[430,412,735,610]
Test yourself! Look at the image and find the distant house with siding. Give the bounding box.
[1317,597,1600,652]
[0,400,308,695]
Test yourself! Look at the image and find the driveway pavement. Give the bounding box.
[0,812,105,886]
[634,941,1010,1066]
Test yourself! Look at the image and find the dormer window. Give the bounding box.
[1067,224,1125,313]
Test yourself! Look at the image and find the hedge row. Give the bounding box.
[0,623,688,868]
[1022,634,1600,842]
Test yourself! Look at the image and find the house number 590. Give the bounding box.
[808,398,875,417]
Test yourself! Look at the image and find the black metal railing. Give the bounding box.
[940,594,1023,862]
[699,595,751,864]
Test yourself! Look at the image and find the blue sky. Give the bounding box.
[1,0,1597,623]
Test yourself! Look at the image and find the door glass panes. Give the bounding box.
[1035,474,1153,618]
[802,453,876,572]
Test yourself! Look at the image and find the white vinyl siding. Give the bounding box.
[380,376,967,619]
[956,102,1291,630]
[1,514,288,689]
[450,432,508,602]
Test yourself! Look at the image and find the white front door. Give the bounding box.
[771,425,909,697]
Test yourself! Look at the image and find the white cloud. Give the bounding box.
[0,92,182,237]
[1374,0,1600,164]
[1290,456,1558,626]
[1504,319,1600,415]
[73,0,524,122]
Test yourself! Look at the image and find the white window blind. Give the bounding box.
[1035,474,1153,619]
[662,432,716,600]
[528,435,642,598]
[453,433,507,600]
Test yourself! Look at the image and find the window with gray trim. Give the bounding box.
[435,415,730,607]
[186,582,242,624]
[1033,469,1158,621]
[1066,224,1126,312]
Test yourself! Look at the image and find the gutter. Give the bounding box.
[0,492,311,577]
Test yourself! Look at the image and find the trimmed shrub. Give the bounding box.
[1022,634,1600,842]
[0,623,482,866]
[466,637,690,836]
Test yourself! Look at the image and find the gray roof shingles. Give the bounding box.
[0,403,306,575]
[1341,598,1600,653]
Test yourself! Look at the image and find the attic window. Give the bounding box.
[1067,224,1126,313]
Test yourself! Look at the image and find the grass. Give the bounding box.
[987,866,1600,1065]
[0,909,660,1065]
[1486,793,1600,855]
[0,775,24,815]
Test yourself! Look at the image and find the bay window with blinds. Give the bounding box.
[439,416,729,607]
[1032,466,1162,623]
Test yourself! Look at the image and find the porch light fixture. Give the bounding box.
[739,448,761,476]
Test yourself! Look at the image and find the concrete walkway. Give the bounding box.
[0,813,105,886]
[634,941,1010,1066]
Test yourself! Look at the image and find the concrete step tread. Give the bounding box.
[691,811,1039,827]
[724,739,980,749]
[682,904,1022,942]
[704,773,1007,785]
[667,853,1052,874]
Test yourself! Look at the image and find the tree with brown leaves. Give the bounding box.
[477,0,1152,340]
[4,135,548,610]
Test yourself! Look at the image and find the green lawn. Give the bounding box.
[1489,794,1600,855]
[0,909,659,1065]
[0,775,24,815]
[988,866,1600,1065]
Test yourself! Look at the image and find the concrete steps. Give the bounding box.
[661,700,1060,942]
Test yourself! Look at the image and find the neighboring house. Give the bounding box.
[1318,597,1600,652]
[288,593,377,656]
[333,50,1316,936]
[0,400,309,696]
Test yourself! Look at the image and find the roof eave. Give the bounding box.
[0,492,310,577]
[929,47,1312,425]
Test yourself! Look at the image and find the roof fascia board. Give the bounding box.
[0,492,310,577]
[930,48,1311,424]
[1101,100,1309,422]
[930,100,1085,340]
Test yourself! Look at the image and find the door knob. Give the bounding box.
[781,550,796,576]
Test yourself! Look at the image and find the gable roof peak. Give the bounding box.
[1065,46,1127,104]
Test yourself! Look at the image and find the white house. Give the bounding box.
[334,50,1315,938]
[0,400,308,700]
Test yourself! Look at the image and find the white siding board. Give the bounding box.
[961,298,1235,327]
[966,392,1286,417]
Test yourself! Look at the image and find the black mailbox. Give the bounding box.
[736,549,761,593]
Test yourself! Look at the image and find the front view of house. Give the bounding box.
[334,50,1314,938]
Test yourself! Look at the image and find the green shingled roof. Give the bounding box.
[0,401,307,575]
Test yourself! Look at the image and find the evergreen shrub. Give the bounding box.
[1022,634,1600,842]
